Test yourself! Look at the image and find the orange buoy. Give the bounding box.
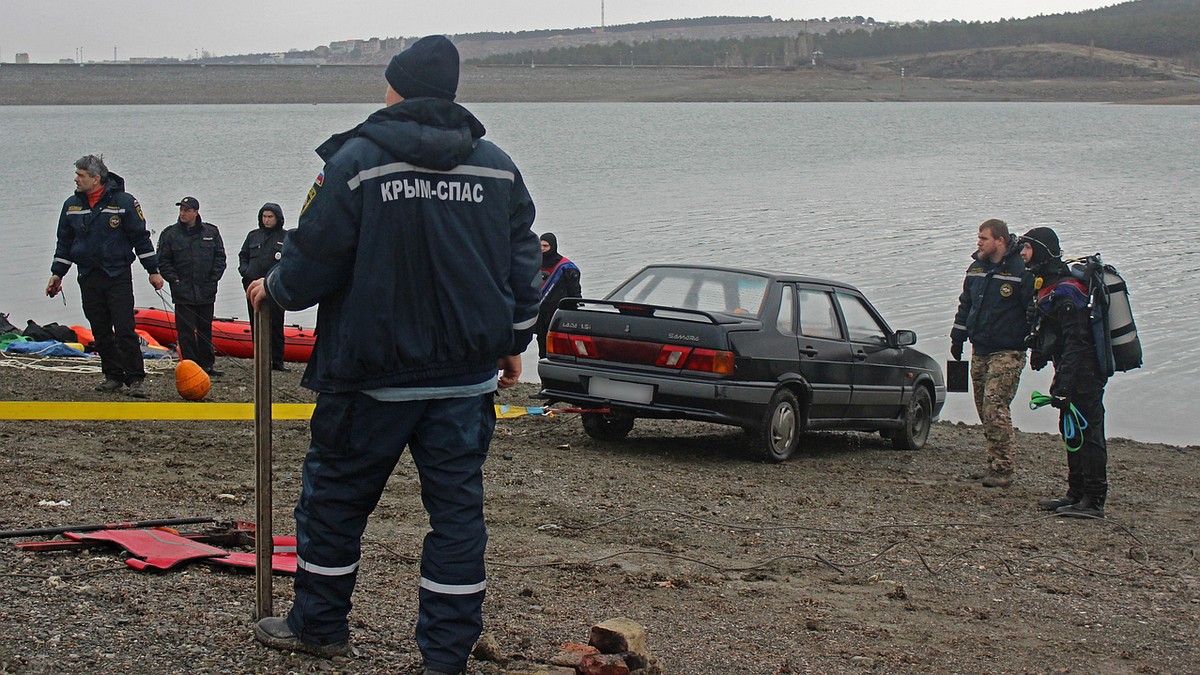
[175,359,212,401]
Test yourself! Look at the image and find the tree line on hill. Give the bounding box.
[470,0,1199,68]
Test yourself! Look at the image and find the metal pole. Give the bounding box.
[253,302,274,619]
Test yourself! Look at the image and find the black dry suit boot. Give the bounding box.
[1056,493,1106,519]
[1038,493,1080,511]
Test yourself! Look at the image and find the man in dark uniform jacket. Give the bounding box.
[238,202,289,371]
[157,196,227,376]
[46,155,164,398]
[950,218,1033,488]
[1020,226,1109,519]
[247,36,540,673]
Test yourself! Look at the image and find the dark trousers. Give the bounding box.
[79,270,143,384]
[287,391,495,674]
[174,303,215,370]
[1060,377,1108,499]
[245,299,286,367]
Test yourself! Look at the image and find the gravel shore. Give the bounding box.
[1,354,1198,673]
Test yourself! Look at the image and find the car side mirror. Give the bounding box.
[892,329,917,347]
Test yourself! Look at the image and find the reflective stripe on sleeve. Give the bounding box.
[137,251,156,259]
[513,316,536,330]
[53,257,74,266]
[296,555,359,576]
[419,576,487,595]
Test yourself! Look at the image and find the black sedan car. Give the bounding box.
[538,264,946,461]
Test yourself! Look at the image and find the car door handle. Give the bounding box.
[853,349,868,361]
[799,346,819,357]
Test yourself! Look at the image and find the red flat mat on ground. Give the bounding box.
[63,530,298,574]
[65,529,227,570]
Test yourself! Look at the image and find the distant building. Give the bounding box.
[15,53,30,64]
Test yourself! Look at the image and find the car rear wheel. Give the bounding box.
[581,410,635,441]
[892,386,932,451]
[759,389,802,462]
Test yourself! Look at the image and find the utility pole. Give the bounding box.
[601,0,605,30]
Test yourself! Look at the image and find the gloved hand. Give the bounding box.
[1049,395,1070,410]
[950,341,963,361]
[1030,350,1048,371]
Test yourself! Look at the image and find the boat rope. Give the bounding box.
[0,351,175,375]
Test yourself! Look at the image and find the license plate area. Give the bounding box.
[589,377,653,404]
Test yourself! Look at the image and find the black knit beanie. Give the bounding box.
[1020,227,1061,266]
[385,35,459,101]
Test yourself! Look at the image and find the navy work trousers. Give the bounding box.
[78,269,144,384]
[173,302,215,370]
[286,390,495,674]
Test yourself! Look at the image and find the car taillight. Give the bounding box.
[655,345,691,368]
[547,331,599,359]
[546,331,573,356]
[684,348,735,374]
[550,331,733,374]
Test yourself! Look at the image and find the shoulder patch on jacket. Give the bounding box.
[301,172,323,216]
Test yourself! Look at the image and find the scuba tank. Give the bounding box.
[1069,253,1142,375]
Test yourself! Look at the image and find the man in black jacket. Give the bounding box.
[157,196,226,376]
[238,203,288,371]
[950,219,1034,488]
[247,36,540,673]
[46,155,164,398]
[1020,227,1109,519]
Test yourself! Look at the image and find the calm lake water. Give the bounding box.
[1,102,1197,446]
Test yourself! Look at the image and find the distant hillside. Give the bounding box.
[885,43,1195,80]
[821,0,1199,61]
[469,0,1199,77]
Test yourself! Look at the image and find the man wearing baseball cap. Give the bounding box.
[157,195,226,376]
[249,35,539,673]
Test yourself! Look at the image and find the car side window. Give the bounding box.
[776,285,796,334]
[837,293,888,344]
[798,289,842,339]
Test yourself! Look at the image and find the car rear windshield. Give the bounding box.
[607,267,769,316]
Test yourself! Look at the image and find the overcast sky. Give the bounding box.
[3,0,1116,63]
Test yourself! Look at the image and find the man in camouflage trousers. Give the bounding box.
[951,219,1034,487]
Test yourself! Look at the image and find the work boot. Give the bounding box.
[1038,494,1079,511]
[272,363,290,372]
[125,381,148,399]
[1057,494,1105,519]
[981,469,1013,488]
[205,368,225,378]
[95,379,123,393]
[254,617,350,658]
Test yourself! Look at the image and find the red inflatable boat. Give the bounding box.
[133,307,315,362]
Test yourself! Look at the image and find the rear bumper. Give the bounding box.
[537,361,774,427]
